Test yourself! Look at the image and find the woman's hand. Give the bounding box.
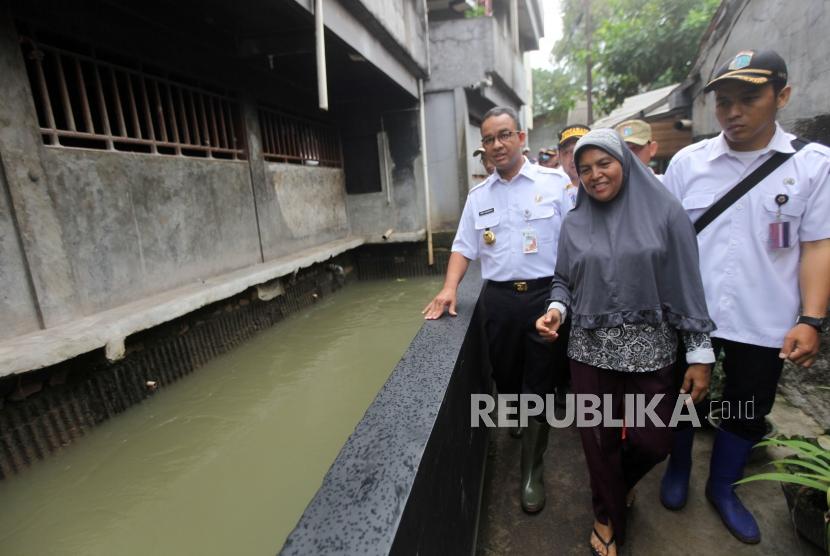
[681,363,710,404]
[535,309,562,342]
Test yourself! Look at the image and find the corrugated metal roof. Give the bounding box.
[591,83,679,129]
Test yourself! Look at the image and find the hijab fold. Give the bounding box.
[548,129,715,333]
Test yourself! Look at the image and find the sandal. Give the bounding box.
[590,526,616,556]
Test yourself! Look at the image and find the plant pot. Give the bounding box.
[781,481,829,552]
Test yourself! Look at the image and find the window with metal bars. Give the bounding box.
[258,106,343,168]
[20,36,247,160]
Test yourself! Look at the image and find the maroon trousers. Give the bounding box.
[570,360,677,545]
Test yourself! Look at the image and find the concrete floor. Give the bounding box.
[476,423,823,556]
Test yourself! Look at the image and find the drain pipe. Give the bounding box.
[418,78,434,266]
[315,0,328,111]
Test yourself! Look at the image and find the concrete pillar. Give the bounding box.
[239,97,291,262]
[424,88,472,232]
[0,4,78,327]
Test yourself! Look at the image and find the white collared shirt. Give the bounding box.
[664,123,830,347]
[452,159,570,281]
[564,182,579,210]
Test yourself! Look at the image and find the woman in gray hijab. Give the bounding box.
[536,129,716,556]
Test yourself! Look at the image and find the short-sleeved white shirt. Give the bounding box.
[452,159,570,281]
[663,123,830,347]
[564,182,579,210]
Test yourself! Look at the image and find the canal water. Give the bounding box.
[0,276,442,556]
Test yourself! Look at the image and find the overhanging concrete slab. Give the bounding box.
[292,0,420,97]
[0,236,366,377]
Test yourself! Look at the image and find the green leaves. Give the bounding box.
[736,437,830,498]
[536,0,719,117]
[532,67,581,120]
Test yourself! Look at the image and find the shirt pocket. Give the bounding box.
[473,211,501,230]
[523,203,559,243]
[473,211,504,252]
[681,193,715,222]
[760,195,806,245]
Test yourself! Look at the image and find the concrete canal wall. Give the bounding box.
[281,264,489,556]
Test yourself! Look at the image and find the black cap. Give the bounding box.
[704,49,788,93]
[558,124,591,146]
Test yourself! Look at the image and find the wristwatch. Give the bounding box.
[796,315,827,332]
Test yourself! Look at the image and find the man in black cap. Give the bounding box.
[660,49,830,545]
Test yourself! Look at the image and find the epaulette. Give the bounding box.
[469,178,490,194]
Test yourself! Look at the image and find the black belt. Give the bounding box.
[487,277,552,293]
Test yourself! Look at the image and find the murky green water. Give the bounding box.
[0,277,441,556]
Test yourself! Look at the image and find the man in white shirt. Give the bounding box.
[423,106,570,514]
[659,49,830,544]
[558,124,591,209]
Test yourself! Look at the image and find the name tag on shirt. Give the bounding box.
[522,229,538,254]
[768,221,791,249]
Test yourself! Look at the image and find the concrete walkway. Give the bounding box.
[476,423,823,556]
[0,236,366,377]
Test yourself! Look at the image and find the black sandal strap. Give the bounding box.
[592,527,616,549]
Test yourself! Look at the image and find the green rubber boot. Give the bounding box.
[520,418,549,513]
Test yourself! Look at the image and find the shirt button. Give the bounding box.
[736,203,744,210]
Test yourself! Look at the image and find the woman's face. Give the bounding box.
[577,147,624,202]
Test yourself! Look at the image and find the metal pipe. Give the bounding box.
[510,0,519,52]
[418,78,434,266]
[315,0,329,111]
[382,228,395,240]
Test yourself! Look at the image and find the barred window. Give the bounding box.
[20,36,246,160]
[258,107,342,167]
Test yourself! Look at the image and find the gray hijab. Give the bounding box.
[548,129,715,332]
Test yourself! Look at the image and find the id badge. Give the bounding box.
[768,221,791,249]
[522,229,538,254]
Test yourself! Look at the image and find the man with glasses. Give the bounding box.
[423,106,570,513]
[614,119,662,180]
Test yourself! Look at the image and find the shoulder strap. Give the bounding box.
[694,138,809,234]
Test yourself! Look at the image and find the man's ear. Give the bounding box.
[649,141,659,158]
[776,85,792,110]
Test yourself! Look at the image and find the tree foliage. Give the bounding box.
[533,0,720,119]
[532,66,581,122]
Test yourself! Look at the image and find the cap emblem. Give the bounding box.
[622,127,633,137]
[729,51,753,70]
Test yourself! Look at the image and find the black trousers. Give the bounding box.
[713,338,783,441]
[677,338,783,441]
[479,282,569,397]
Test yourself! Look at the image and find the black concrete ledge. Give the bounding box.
[279,263,489,555]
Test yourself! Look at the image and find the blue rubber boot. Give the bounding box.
[660,427,695,510]
[705,429,761,544]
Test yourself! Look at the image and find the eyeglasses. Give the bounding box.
[538,153,552,162]
[481,130,518,147]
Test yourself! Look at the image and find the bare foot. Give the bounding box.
[590,520,617,556]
